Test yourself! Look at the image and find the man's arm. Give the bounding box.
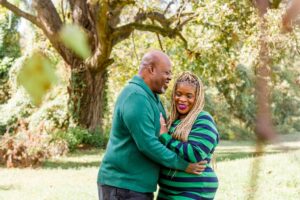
[122,93,205,174]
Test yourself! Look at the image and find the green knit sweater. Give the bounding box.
[98,75,188,193]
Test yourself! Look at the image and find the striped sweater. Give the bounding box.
[158,111,219,200]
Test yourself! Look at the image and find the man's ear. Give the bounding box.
[148,64,155,74]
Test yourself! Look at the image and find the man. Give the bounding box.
[97,50,206,200]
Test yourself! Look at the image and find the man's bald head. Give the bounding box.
[139,50,171,73]
[138,50,172,94]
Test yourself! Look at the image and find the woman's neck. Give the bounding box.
[178,114,186,120]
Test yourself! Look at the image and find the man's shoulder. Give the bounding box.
[121,82,148,98]
[115,84,148,109]
[117,84,155,117]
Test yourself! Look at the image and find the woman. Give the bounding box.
[158,72,219,200]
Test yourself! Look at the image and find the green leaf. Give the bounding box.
[11,0,21,5]
[59,24,91,59]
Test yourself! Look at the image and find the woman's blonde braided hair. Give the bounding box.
[168,72,205,141]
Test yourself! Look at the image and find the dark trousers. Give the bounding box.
[98,184,154,200]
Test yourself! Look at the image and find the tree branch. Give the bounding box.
[68,0,98,52]
[0,0,43,29]
[31,0,79,64]
[146,11,171,27]
[176,32,188,49]
[176,13,197,31]
[106,0,136,29]
[131,31,139,62]
[135,11,195,28]
[109,0,135,10]
[61,0,66,23]
[282,0,300,33]
[168,12,194,23]
[253,0,278,142]
[151,19,164,51]
[112,23,176,46]
[164,0,174,15]
[253,0,270,16]
[111,6,196,48]
[32,0,63,35]
[96,1,109,51]
[69,0,93,30]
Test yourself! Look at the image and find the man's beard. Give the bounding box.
[160,86,166,94]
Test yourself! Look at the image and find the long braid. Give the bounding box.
[168,72,205,141]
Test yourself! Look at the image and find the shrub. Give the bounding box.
[86,128,109,149]
[0,89,33,135]
[0,120,68,168]
[27,90,70,132]
[0,120,49,167]
[52,127,109,151]
[52,127,88,151]
[293,119,300,132]
[0,57,34,135]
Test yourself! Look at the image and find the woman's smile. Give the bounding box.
[175,83,196,118]
[177,104,188,110]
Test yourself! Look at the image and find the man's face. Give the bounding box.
[151,59,172,94]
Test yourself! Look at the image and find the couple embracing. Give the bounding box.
[97,50,219,200]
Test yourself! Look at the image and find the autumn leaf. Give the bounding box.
[17,52,58,105]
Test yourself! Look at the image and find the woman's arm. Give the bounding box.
[160,112,219,163]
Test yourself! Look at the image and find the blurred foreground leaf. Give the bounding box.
[17,52,58,105]
[11,0,21,6]
[59,24,91,59]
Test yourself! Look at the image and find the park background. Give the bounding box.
[0,0,300,199]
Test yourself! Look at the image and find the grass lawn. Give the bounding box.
[0,149,104,200]
[1,134,300,200]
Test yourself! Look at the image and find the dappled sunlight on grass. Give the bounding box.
[1,135,299,200]
[214,149,300,200]
[43,149,104,169]
[216,133,300,162]
[0,149,103,200]
[0,184,19,191]
[43,160,101,169]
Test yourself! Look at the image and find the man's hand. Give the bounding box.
[185,160,207,175]
[159,113,168,135]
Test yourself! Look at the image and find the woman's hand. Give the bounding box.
[160,113,168,135]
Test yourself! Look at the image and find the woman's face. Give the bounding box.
[174,83,196,118]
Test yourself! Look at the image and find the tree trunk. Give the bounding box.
[255,30,275,141]
[0,0,197,133]
[68,63,108,132]
[255,0,277,141]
